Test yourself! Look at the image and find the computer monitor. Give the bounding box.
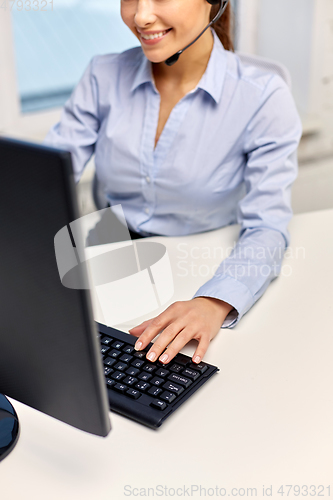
[0,136,111,451]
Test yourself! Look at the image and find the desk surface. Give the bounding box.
[3,209,333,500]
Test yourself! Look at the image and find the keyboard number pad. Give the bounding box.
[101,334,209,416]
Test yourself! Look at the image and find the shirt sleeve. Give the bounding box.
[42,57,100,183]
[192,75,303,327]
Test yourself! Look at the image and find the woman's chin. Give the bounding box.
[142,52,168,64]
[143,50,179,65]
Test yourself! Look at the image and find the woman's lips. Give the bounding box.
[139,28,172,46]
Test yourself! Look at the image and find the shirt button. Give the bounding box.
[146,176,151,184]
[144,208,149,214]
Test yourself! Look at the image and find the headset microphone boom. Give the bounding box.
[164,0,229,66]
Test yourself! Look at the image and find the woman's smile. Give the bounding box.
[121,0,213,64]
[137,28,172,46]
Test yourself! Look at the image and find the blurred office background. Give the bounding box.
[0,0,332,216]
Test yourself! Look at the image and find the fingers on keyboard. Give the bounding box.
[101,332,209,417]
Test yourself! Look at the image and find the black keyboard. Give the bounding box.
[97,322,219,428]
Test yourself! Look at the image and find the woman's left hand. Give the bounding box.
[128,297,234,365]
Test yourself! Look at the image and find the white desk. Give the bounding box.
[2,209,333,500]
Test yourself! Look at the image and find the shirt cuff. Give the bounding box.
[192,274,254,328]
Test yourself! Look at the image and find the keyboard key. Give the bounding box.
[148,386,162,397]
[122,345,135,354]
[104,367,114,376]
[104,357,116,367]
[114,361,128,371]
[106,378,115,388]
[138,372,152,381]
[150,400,167,411]
[126,367,140,376]
[173,354,190,366]
[168,373,192,388]
[133,351,147,359]
[135,381,151,392]
[109,349,121,359]
[150,376,164,386]
[123,376,138,386]
[182,368,200,380]
[101,337,113,346]
[126,389,141,400]
[142,363,156,373]
[160,391,176,403]
[132,359,145,369]
[155,367,170,378]
[169,363,183,373]
[156,361,167,368]
[120,353,133,363]
[112,341,124,349]
[100,346,110,355]
[111,371,125,381]
[113,383,127,394]
[162,381,184,395]
[188,362,207,374]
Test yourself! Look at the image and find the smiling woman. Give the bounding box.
[121,0,214,63]
[43,0,302,367]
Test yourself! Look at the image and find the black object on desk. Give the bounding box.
[97,323,218,428]
[0,394,20,462]
[0,136,219,437]
[0,136,111,438]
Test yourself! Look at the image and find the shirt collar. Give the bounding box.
[130,50,153,93]
[130,28,227,104]
[196,28,227,104]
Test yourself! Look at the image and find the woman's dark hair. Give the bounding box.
[210,2,234,51]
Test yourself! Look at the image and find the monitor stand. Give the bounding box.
[0,394,20,461]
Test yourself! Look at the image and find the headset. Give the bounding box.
[165,0,229,66]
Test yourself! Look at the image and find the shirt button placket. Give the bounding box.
[140,87,159,222]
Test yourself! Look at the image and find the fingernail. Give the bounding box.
[193,355,201,364]
[147,352,156,362]
[135,341,142,350]
[160,353,168,363]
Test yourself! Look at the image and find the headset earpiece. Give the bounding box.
[165,0,229,66]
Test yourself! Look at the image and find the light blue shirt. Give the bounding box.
[43,28,302,327]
